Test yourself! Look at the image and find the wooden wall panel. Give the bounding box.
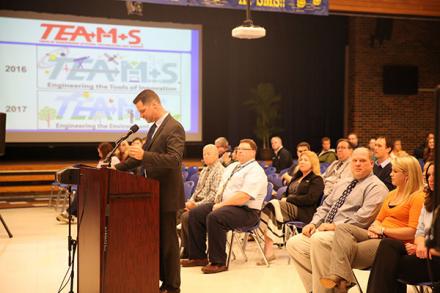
[330,0,440,17]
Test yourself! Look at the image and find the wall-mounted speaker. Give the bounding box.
[383,65,418,95]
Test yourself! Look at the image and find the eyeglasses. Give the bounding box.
[235,147,253,151]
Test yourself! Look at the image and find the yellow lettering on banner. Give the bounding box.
[313,0,321,5]
[239,0,247,5]
[256,0,285,7]
[297,0,306,8]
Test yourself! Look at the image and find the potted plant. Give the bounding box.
[243,83,282,160]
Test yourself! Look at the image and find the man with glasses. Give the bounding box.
[321,139,353,198]
[181,139,267,274]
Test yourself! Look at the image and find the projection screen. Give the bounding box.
[0,11,202,142]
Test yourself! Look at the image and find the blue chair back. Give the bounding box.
[181,170,189,181]
[320,162,331,174]
[418,158,424,171]
[188,173,199,187]
[267,173,283,190]
[264,182,274,202]
[258,161,267,168]
[279,167,290,176]
[265,166,277,176]
[276,186,288,200]
[187,166,199,177]
[183,181,195,201]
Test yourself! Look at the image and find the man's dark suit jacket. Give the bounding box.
[116,114,185,212]
[272,147,293,173]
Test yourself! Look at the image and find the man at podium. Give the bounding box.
[116,89,185,293]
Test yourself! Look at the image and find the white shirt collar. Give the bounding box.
[377,157,391,168]
[154,112,169,129]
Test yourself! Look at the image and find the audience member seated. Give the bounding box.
[282,141,311,185]
[321,139,353,198]
[373,136,395,190]
[271,136,293,173]
[347,132,359,149]
[286,147,388,293]
[423,136,435,163]
[96,142,121,168]
[368,138,376,153]
[318,137,336,164]
[320,155,425,292]
[180,144,224,259]
[215,136,233,167]
[259,151,324,265]
[368,138,377,161]
[367,162,440,293]
[413,132,434,159]
[115,140,129,163]
[56,142,120,223]
[390,139,403,159]
[181,139,267,274]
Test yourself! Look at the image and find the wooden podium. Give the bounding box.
[76,167,159,293]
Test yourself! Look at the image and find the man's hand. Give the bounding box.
[128,146,144,160]
[302,224,316,237]
[212,203,224,211]
[185,201,196,210]
[317,223,336,232]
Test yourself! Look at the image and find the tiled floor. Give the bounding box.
[0,207,411,293]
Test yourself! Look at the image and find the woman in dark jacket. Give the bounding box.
[258,151,324,265]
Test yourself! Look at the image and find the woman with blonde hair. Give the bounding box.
[258,151,324,265]
[320,155,425,291]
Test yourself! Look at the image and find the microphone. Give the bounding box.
[103,124,139,165]
[118,124,139,143]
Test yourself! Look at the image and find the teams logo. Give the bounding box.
[40,23,141,47]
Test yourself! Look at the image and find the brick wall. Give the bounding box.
[347,17,440,153]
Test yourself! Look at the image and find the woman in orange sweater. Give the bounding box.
[320,155,425,292]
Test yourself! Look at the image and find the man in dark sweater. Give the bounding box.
[373,136,395,191]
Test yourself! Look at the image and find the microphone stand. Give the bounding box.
[66,185,77,293]
[103,132,134,165]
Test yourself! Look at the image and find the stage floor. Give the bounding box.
[0,207,386,293]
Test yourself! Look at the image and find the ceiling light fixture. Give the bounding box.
[232,0,266,39]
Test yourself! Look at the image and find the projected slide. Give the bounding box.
[0,12,201,142]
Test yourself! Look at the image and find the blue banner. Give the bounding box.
[138,0,328,16]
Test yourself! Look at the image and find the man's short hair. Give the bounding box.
[214,137,229,147]
[271,136,282,144]
[203,144,219,155]
[377,136,392,149]
[336,138,353,149]
[133,89,161,105]
[297,141,311,150]
[240,138,257,152]
[321,137,331,143]
[354,147,374,161]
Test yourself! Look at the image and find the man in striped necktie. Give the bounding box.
[286,147,388,293]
